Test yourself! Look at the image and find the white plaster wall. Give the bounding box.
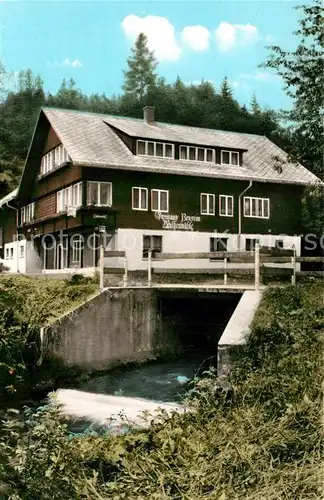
[3,240,27,273]
[116,229,301,271]
[26,240,43,273]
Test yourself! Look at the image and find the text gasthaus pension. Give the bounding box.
[154,212,201,231]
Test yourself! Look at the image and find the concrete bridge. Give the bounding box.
[41,284,263,375]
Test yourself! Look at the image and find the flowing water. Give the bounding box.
[59,350,217,434]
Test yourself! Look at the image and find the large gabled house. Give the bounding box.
[0,106,320,274]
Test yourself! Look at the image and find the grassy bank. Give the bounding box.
[0,282,323,499]
[0,275,98,399]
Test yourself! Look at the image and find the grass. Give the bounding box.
[0,282,323,499]
[0,275,99,399]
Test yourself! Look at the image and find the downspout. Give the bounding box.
[238,180,253,251]
[6,201,20,273]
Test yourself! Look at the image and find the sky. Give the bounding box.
[0,0,304,110]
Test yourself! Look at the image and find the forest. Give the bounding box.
[0,0,322,200]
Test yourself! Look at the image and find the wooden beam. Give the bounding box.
[157,252,259,260]
[103,268,125,275]
[104,250,126,258]
[297,256,324,263]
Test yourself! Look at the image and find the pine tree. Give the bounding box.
[220,77,233,99]
[250,93,261,115]
[123,33,158,101]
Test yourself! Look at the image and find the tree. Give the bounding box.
[220,77,233,99]
[250,93,261,115]
[263,0,323,177]
[48,78,88,110]
[123,33,158,101]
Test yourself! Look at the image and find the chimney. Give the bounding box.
[143,106,156,125]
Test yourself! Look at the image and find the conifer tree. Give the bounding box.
[123,33,158,101]
[220,76,233,99]
[250,93,261,115]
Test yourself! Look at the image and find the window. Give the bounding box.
[244,197,270,219]
[143,235,162,259]
[221,150,240,166]
[10,248,14,259]
[20,245,24,258]
[5,248,9,260]
[137,140,174,159]
[219,195,234,217]
[87,182,112,207]
[132,187,148,211]
[151,189,169,213]
[70,235,83,267]
[210,237,228,252]
[245,238,259,252]
[41,144,70,175]
[200,193,215,215]
[180,145,215,163]
[57,182,82,213]
[275,239,284,249]
[21,203,35,224]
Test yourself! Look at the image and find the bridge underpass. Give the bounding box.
[157,290,242,368]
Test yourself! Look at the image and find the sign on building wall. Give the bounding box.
[154,212,201,231]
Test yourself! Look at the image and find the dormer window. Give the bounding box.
[137,140,174,158]
[180,146,215,163]
[221,150,239,166]
[41,144,70,175]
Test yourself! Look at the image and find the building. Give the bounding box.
[0,106,320,274]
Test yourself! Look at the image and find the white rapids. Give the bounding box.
[51,389,186,431]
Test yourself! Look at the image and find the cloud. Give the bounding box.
[231,71,280,91]
[122,14,182,62]
[181,25,210,51]
[215,21,259,51]
[61,58,83,68]
[48,58,83,68]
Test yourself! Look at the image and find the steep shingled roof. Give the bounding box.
[37,107,320,186]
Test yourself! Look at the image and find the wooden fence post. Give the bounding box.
[291,245,297,286]
[148,249,152,287]
[99,243,104,291]
[224,256,228,286]
[254,242,260,290]
[123,254,128,288]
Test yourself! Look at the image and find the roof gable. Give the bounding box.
[16,107,321,202]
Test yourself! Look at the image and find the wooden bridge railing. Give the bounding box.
[99,245,323,290]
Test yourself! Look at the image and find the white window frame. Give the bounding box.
[87,181,112,207]
[200,193,215,216]
[136,140,174,159]
[70,235,83,268]
[244,197,270,219]
[221,150,240,166]
[142,235,163,259]
[132,187,148,211]
[179,145,215,163]
[219,195,234,217]
[151,189,169,213]
[57,182,82,213]
[41,144,70,175]
[21,202,35,224]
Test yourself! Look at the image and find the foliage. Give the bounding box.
[122,33,158,101]
[0,276,98,398]
[301,182,324,234]
[0,283,323,499]
[263,0,324,177]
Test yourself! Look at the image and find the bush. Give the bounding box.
[0,283,323,499]
[0,276,98,399]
